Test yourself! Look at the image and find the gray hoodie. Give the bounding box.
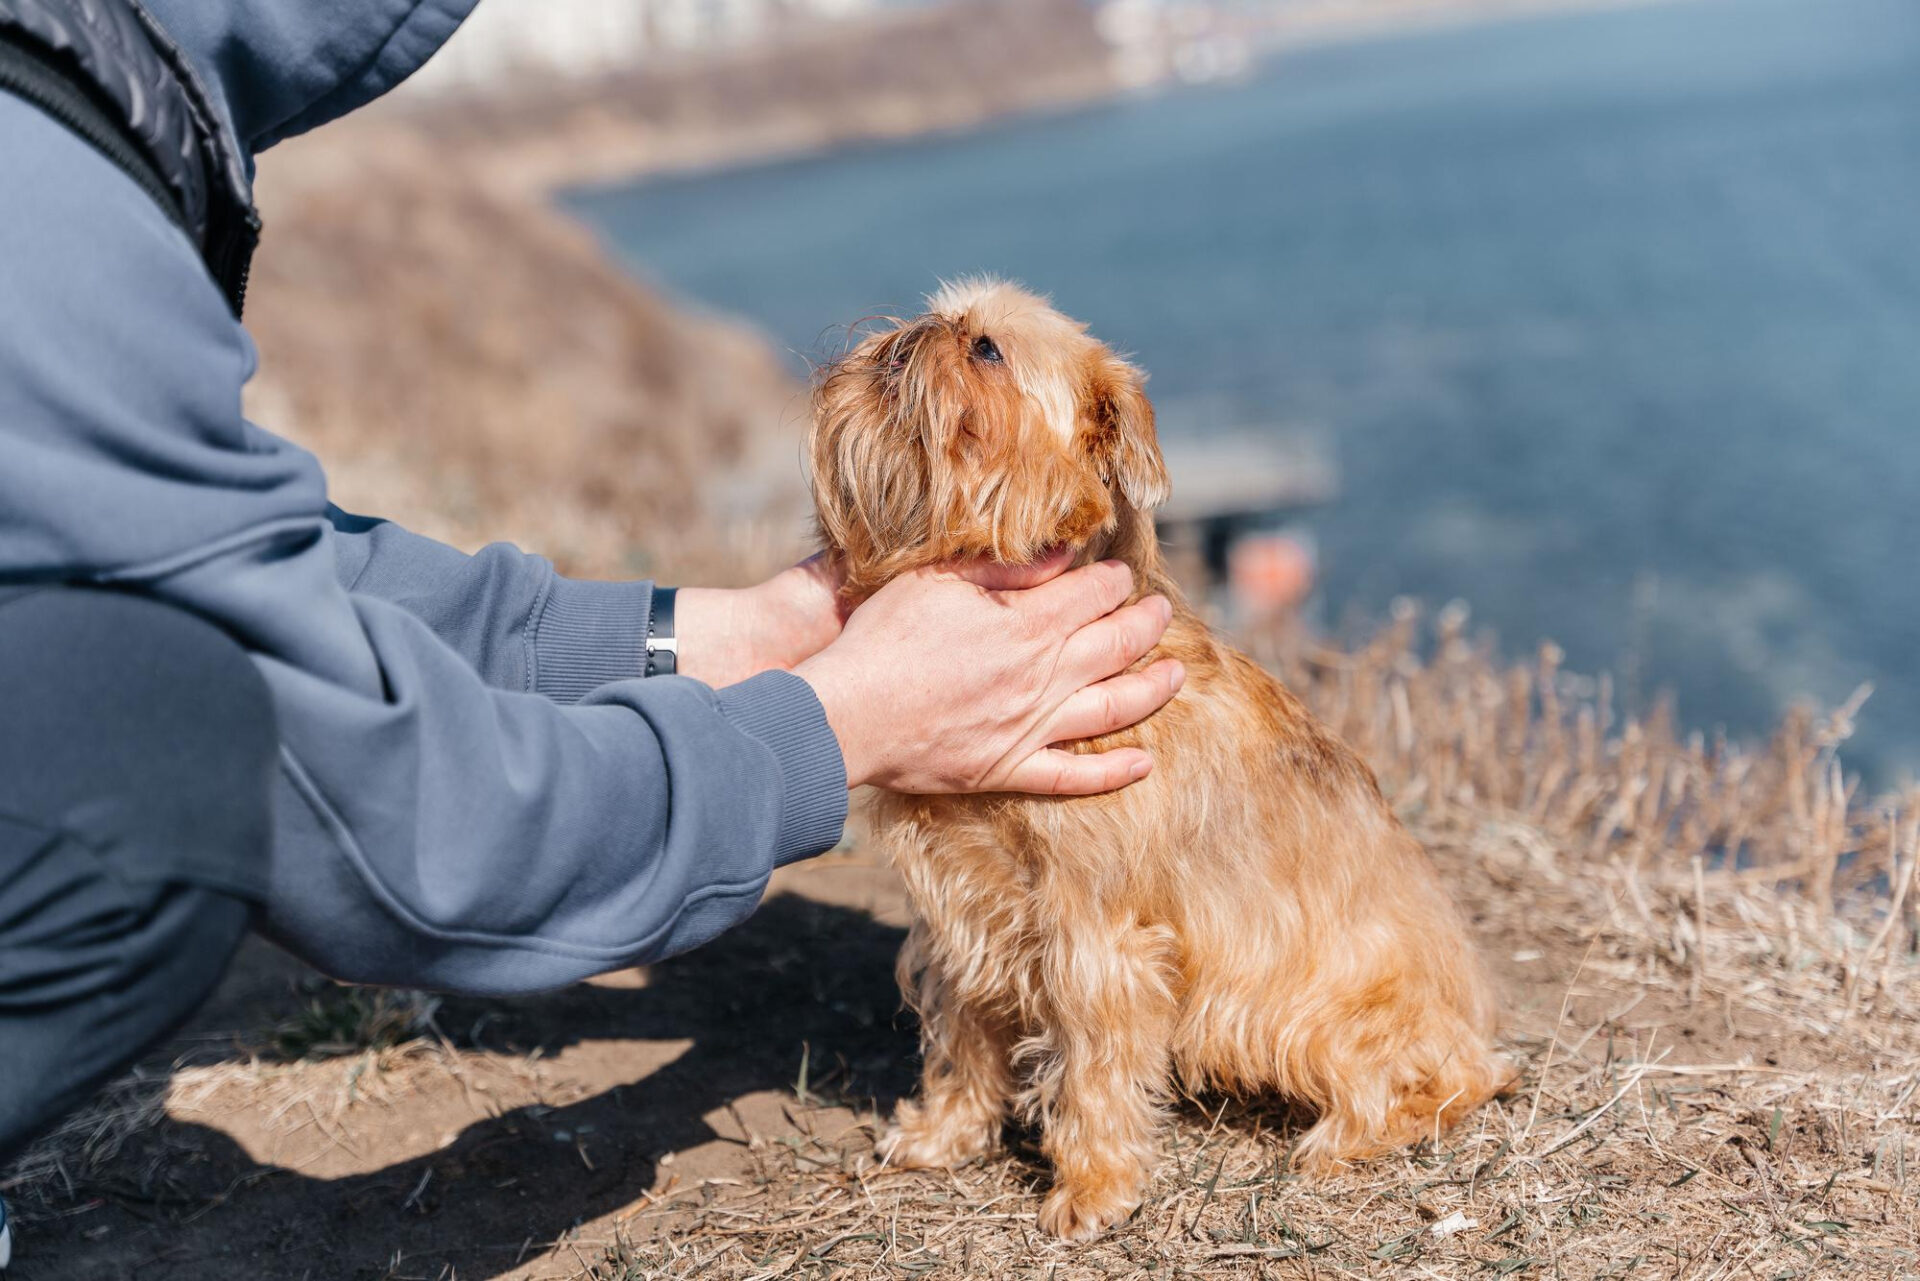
[0,0,848,994]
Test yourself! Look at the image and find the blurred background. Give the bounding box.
[249,0,1920,785]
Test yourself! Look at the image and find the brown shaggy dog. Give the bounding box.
[808,279,1513,1242]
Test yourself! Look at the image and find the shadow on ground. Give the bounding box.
[9,893,914,1281]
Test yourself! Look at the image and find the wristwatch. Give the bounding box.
[644,586,678,677]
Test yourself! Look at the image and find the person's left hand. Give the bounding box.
[672,556,849,688]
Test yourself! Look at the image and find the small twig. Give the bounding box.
[1689,852,1708,1006]
[1524,928,1604,1141]
[400,1167,433,1213]
[1537,1045,1664,1158]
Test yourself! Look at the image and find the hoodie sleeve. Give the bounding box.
[324,509,667,702]
[0,96,848,994]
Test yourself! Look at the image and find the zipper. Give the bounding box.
[210,203,261,317]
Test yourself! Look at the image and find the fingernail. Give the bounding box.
[1167,661,1186,692]
[1129,757,1152,781]
[1155,595,1173,623]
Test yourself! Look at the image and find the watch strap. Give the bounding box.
[644,586,678,677]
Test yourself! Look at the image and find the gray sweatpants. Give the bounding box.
[0,586,274,1162]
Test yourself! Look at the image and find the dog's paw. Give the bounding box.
[876,1125,963,1169]
[1285,1139,1357,1177]
[875,1106,997,1170]
[1037,1181,1141,1243]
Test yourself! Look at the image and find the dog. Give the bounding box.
[808,279,1512,1242]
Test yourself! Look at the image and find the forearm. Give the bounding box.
[326,507,658,701]
[249,583,848,992]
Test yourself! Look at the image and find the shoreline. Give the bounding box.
[241,0,1699,580]
[384,0,1694,202]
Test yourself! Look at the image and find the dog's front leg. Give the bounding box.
[1032,912,1177,1242]
[880,945,1017,1170]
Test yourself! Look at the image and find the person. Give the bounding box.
[0,0,1184,1257]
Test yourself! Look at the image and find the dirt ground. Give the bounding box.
[9,813,1915,1279]
[5,852,912,1280]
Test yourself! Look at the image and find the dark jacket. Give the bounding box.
[0,0,848,994]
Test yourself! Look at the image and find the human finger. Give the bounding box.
[1057,594,1172,685]
[1005,558,1136,632]
[1041,659,1184,745]
[999,745,1154,795]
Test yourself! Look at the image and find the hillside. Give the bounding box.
[239,0,1125,587]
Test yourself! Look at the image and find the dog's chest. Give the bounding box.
[869,796,1055,995]
[875,795,1036,911]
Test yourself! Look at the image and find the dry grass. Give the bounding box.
[570,605,1920,1280]
[0,994,453,1206]
[1263,600,1915,924]
[0,1074,173,1206]
[584,1052,1919,1279]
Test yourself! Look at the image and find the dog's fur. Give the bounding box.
[808,280,1512,1242]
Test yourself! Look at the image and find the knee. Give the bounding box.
[109,593,277,846]
[0,589,277,890]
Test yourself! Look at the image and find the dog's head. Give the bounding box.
[809,279,1168,596]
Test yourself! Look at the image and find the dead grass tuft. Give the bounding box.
[270,984,444,1061]
[0,1072,171,1204]
[1261,601,1913,921]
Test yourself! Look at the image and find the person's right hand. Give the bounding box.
[793,552,1184,795]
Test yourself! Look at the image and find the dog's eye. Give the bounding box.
[972,334,1004,364]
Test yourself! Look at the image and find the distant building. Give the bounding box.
[407,0,881,94]
[1095,0,1252,88]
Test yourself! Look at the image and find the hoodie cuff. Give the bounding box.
[532,576,653,703]
[714,670,849,867]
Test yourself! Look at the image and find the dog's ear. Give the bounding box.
[807,332,936,596]
[809,348,877,554]
[1085,353,1169,511]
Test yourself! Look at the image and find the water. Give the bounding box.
[565,0,1920,782]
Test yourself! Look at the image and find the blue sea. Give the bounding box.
[566,0,1920,783]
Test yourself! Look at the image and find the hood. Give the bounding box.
[144,0,479,156]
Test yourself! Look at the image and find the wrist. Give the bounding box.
[670,586,751,687]
[666,563,846,690]
[793,653,876,790]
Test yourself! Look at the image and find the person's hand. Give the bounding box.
[674,557,847,688]
[793,553,1184,795]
